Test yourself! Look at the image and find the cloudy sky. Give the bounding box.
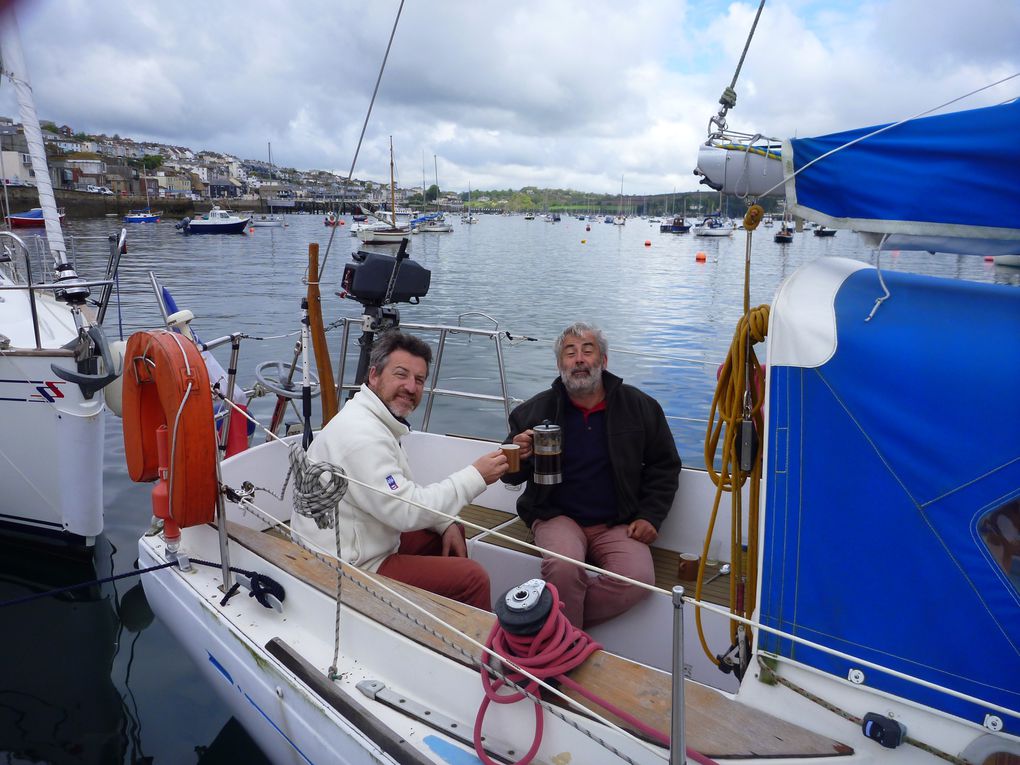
[2,0,1017,195]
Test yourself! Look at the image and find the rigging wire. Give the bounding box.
[321,0,406,276]
[709,0,767,137]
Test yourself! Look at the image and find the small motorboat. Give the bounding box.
[6,207,66,228]
[774,227,794,243]
[813,225,837,237]
[324,212,341,226]
[660,215,691,234]
[176,207,251,235]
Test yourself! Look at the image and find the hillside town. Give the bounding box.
[0,116,465,210]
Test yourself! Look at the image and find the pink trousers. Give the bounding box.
[532,516,655,628]
[377,527,491,610]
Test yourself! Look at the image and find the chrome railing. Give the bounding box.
[334,314,518,432]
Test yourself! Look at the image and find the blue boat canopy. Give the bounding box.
[760,258,1020,735]
[783,100,1020,254]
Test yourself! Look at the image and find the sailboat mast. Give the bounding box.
[0,9,68,265]
[434,154,439,213]
[389,136,396,227]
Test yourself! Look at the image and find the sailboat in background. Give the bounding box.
[660,188,691,233]
[460,182,478,224]
[414,154,452,233]
[613,174,626,224]
[123,172,162,223]
[357,137,411,244]
[251,142,285,228]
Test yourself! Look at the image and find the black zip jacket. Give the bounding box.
[503,371,681,529]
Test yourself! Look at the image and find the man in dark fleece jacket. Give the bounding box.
[503,322,681,627]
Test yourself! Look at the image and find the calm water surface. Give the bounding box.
[2,212,1016,763]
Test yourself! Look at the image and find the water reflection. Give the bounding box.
[0,535,132,763]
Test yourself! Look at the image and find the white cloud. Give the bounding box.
[2,0,1015,194]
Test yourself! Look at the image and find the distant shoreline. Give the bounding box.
[0,188,333,220]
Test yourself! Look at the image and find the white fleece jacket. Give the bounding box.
[292,384,486,572]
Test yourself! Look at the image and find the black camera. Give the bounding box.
[340,248,431,306]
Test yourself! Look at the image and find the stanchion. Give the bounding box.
[671,585,687,765]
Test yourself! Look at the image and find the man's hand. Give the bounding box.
[472,450,509,485]
[512,429,535,460]
[441,524,467,557]
[627,519,658,544]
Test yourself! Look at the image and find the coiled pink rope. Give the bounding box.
[473,583,718,765]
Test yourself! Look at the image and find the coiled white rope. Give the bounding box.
[283,442,348,530]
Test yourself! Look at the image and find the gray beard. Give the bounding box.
[560,362,603,396]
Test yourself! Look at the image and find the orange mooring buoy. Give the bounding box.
[695,252,707,262]
[644,240,651,247]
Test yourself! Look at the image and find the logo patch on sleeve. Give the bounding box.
[385,475,398,490]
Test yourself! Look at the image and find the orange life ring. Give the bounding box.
[122,330,218,528]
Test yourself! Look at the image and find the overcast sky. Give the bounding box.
[2,0,1017,195]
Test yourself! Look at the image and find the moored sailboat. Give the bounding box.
[0,8,126,547]
[251,143,285,228]
[357,138,412,244]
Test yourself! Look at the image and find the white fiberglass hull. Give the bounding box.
[694,226,734,237]
[0,284,105,542]
[0,353,104,540]
[356,227,411,244]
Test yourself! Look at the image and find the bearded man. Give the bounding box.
[295,331,508,609]
[503,322,681,627]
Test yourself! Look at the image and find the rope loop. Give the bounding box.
[474,583,603,765]
[743,204,764,231]
[288,443,348,529]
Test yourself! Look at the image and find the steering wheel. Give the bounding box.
[254,360,321,399]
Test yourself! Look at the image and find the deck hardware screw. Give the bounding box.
[983,715,1003,732]
[848,669,865,685]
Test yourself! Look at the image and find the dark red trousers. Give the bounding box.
[376,527,491,610]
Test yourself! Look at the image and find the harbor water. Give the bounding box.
[1,212,1016,763]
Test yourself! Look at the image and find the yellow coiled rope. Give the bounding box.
[696,204,769,666]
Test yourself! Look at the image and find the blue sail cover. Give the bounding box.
[759,263,1020,733]
[783,100,1020,251]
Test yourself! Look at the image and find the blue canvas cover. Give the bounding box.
[759,265,1020,733]
[783,100,1020,249]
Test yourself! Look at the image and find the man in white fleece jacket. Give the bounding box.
[293,331,508,609]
